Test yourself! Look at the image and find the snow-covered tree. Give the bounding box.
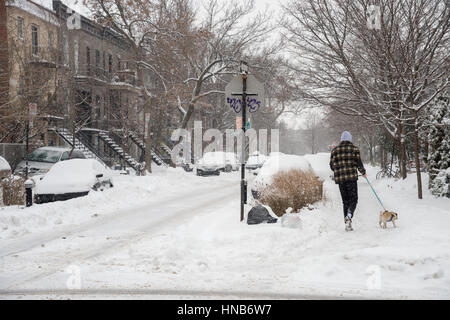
[427,94,450,197]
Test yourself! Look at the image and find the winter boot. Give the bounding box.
[345,216,353,232]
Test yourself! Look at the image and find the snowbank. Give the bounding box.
[79,155,449,299]
[1,153,449,299]
[0,167,223,240]
[252,152,314,191]
[35,159,111,194]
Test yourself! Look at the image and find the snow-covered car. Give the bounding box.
[34,159,113,204]
[15,147,86,177]
[246,151,267,170]
[224,152,240,172]
[195,151,240,176]
[195,152,221,176]
[0,156,12,180]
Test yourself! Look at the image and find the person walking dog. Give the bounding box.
[330,131,367,231]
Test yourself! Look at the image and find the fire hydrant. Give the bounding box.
[25,179,34,207]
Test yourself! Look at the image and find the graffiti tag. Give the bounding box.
[227,97,261,113]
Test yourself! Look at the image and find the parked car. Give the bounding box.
[224,152,240,172]
[246,151,267,170]
[34,159,113,204]
[15,147,86,177]
[0,156,12,180]
[195,151,240,176]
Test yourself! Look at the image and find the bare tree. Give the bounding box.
[281,0,449,198]
[83,0,179,173]
[162,0,273,129]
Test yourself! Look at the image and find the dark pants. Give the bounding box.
[338,181,358,219]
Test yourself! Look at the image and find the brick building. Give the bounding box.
[1,0,168,169]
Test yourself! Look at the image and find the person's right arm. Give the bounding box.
[329,150,335,171]
[355,147,366,178]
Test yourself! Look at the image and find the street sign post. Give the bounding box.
[225,74,265,113]
[225,63,264,222]
[29,103,37,128]
[26,103,37,180]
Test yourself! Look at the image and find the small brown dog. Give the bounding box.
[379,211,398,229]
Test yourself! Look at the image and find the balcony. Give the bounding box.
[109,70,140,92]
[27,46,58,68]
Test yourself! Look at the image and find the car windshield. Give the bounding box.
[27,149,62,163]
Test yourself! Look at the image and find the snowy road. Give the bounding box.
[1,154,450,299]
[0,173,239,293]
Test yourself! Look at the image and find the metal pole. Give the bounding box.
[25,122,29,180]
[240,71,247,222]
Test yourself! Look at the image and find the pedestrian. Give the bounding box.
[329,131,367,231]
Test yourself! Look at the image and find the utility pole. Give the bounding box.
[26,103,37,180]
[226,62,264,222]
[25,122,29,180]
[240,62,248,222]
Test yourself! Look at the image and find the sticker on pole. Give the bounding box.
[29,103,37,127]
[225,75,264,114]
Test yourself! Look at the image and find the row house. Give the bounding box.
[1,0,166,168]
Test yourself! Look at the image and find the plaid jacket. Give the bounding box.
[330,141,366,184]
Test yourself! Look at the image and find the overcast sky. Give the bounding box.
[33,0,303,129]
[34,0,289,17]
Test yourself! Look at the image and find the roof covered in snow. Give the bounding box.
[6,0,60,25]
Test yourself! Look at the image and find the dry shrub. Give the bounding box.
[1,175,25,206]
[259,169,323,217]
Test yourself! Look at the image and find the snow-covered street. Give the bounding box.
[1,154,449,299]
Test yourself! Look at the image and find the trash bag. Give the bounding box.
[247,205,278,225]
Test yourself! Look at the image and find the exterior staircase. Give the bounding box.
[128,132,170,167]
[97,131,141,171]
[51,128,106,166]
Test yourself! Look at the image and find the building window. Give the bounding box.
[95,49,100,76]
[17,17,24,40]
[117,56,121,71]
[48,31,54,48]
[95,96,101,119]
[108,54,112,74]
[86,46,91,74]
[102,52,106,74]
[31,25,39,56]
[18,75,24,95]
[63,36,69,65]
[74,40,79,74]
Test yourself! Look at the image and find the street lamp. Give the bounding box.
[239,61,248,221]
[240,61,249,74]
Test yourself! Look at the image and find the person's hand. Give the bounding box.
[362,174,367,179]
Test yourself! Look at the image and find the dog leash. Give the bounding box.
[365,177,387,211]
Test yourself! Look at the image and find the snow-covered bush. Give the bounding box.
[1,175,25,206]
[427,94,449,197]
[429,168,450,198]
[259,169,323,217]
[252,152,313,195]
